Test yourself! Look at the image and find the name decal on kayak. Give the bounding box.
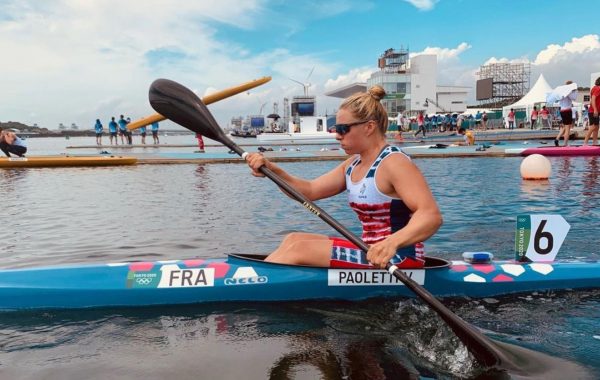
[224,266,268,286]
[127,264,215,288]
[327,269,425,286]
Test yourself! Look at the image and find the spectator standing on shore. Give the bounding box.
[108,117,118,145]
[126,118,133,144]
[482,111,488,130]
[117,115,128,145]
[414,111,426,138]
[507,109,515,129]
[431,114,438,132]
[583,77,600,146]
[151,122,160,144]
[396,112,404,132]
[94,119,103,145]
[195,133,205,153]
[0,130,27,157]
[139,125,147,144]
[475,111,482,129]
[555,80,578,147]
[530,106,538,129]
[540,106,550,129]
[583,105,589,130]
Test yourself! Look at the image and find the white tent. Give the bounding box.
[502,74,553,119]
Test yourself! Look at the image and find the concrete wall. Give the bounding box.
[409,55,437,114]
[436,88,469,113]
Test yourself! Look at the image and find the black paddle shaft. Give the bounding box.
[148,78,518,371]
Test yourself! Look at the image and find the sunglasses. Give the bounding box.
[331,120,370,135]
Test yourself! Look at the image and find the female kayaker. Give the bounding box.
[246,85,442,269]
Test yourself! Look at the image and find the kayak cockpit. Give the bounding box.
[227,253,450,269]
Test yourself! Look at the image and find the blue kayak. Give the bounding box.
[1,254,599,310]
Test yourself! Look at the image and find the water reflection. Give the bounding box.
[520,179,551,200]
[0,301,507,379]
[0,168,28,194]
[554,157,573,193]
[581,157,600,214]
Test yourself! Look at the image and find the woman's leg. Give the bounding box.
[555,127,564,145]
[583,125,597,145]
[265,232,332,266]
[563,125,571,146]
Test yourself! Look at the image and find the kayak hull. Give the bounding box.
[1,254,599,310]
[521,146,600,157]
[0,155,137,168]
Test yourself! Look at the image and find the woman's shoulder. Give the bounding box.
[380,147,411,165]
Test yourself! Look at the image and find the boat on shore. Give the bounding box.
[0,155,137,168]
[256,94,337,144]
[230,129,260,138]
[1,253,598,310]
[398,129,576,144]
[519,145,600,156]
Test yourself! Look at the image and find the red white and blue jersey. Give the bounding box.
[345,145,417,258]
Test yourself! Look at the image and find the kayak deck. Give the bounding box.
[0,155,137,168]
[0,254,598,310]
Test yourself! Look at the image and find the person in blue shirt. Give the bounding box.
[108,117,118,145]
[475,111,482,130]
[117,115,128,145]
[151,122,160,144]
[94,119,103,145]
[139,125,147,144]
[126,117,133,144]
[0,130,27,157]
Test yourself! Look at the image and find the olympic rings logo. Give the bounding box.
[136,277,153,285]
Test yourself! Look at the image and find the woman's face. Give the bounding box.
[335,108,369,154]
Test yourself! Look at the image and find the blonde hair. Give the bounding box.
[339,85,388,134]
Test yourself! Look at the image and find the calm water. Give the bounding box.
[1,138,599,379]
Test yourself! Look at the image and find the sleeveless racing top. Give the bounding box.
[345,145,418,257]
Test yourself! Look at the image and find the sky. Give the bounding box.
[1,0,599,130]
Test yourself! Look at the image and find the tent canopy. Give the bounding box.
[502,74,555,118]
[506,74,553,109]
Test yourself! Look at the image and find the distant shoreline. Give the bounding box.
[0,121,193,137]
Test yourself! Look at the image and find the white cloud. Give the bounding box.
[478,34,600,88]
[482,56,529,65]
[0,0,345,129]
[324,67,375,90]
[534,34,600,65]
[402,0,438,11]
[411,42,471,62]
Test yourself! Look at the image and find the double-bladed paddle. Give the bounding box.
[147,78,519,372]
[127,76,271,131]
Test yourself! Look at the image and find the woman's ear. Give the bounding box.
[365,120,378,136]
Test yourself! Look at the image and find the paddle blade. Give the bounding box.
[148,78,229,146]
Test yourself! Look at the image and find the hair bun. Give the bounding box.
[368,85,386,101]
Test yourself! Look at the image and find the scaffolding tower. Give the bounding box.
[477,62,531,108]
[378,47,409,73]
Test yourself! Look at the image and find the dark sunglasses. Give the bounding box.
[330,120,369,135]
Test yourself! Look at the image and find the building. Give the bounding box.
[325,47,470,116]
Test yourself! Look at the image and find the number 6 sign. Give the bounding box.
[515,215,570,262]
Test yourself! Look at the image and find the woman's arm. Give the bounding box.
[245,153,353,201]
